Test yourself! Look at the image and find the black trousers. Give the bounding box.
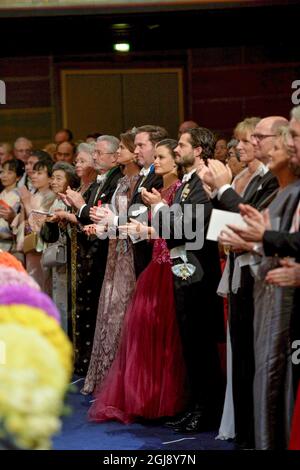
[174,281,225,423]
[229,264,255,447]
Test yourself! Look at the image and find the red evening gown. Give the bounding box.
[289,383,300,450]
[88,180,187,423]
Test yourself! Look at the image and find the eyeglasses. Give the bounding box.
[93,150,115,157]
[250,133,276,142]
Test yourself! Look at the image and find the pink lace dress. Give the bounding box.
[88,179,187,423]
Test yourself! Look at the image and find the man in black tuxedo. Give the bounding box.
[149,127,225,433]
[64,134,122,267]
[71,136,123,223]
[128,125,168,277]
[228,106,300,398]
[62,136,123,372]
[211,115,294,448]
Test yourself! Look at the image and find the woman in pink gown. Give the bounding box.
[89,139,187,423]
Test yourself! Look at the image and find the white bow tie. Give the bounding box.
[139,167,150,177]
[97,174,107,184]
[182,171,195,184]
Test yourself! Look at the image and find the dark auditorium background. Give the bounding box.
[0,0,300,146]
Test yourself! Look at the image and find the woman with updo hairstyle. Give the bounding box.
[88,138,187,423]
[82,129,140,393]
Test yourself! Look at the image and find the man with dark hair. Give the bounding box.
[54,128,73,144]
[178,120,199,138]
[55,141,76,165]
[18,149,52,193]
[146,127,225,432]
[128,124,168,276]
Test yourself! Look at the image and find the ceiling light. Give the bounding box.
[113,43,130,53]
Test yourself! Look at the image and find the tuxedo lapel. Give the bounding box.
[243,174,262,202]
[131,175,144,202]
[130,169,160,205]
[92,181,106,205]
[174,173,198,204]
[89,183,101,206]
[174,183,186,203]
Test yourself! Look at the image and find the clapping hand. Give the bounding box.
[197,159,214,188]
[265,258,300,287]
[141,188,163,206]
[83,223,107,239]
[0,206,16,224]
[207,159,232,190]
[89,205,115,225]
[118,218,154,238]
[19,186,32,204]
[227,205,271,242]
[82,224,97,236]
[218,228,254,253]
[58,187,85,210]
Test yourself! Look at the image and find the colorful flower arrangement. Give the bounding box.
[0,251,27,273]
[0,305,73,376]
[0,324,68,449]
[0,252,73,449]
[0,285,61,324]
[0,266,40,290]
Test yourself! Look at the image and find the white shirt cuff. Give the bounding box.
[113,215,119,227]
[252,242,264,256]
[77,204,87,217]
[217,184,231,201]
[152,202,166,217]
[210,189,218,200]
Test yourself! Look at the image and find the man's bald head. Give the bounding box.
[252,116,288,164]
[13,137,33,163]
[259,116,288,133]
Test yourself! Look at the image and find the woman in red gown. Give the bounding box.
[290,384,300,449]
[88,139,187,423]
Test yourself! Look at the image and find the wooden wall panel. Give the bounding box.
[0,57,50,78]
[244,96,292,119]
[193,100,244,136]
[5,79,51,108]
[0,109,53,148]
[0,47,299,144]
[0,56,54,147]
[189,47,300,137]
[122,71,183,139]
[192,66,300,101]
[62,72,123,139]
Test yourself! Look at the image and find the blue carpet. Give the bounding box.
[53,379,235,451]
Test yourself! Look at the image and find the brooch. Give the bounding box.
[180,184,190,202]
[172,262,196,280]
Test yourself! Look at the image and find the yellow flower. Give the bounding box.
[0,305,73,377]
[0,323,69,449]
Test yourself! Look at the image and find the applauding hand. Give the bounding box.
[118,218,155,239]
[58,187,85,210]
[89,206,115,225]
[218,228,254,253]
[265,258,300,287]
[141,188,163,206]
[227,205,271,242]
[207,159,232,190]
